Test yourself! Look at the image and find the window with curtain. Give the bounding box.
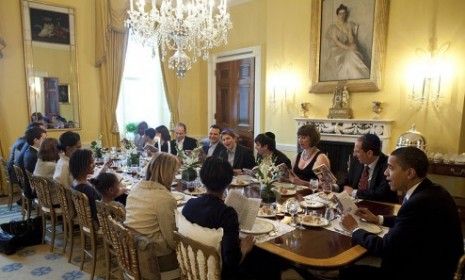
[116,34,170,137]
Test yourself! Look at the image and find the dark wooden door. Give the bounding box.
[215,58,255,149]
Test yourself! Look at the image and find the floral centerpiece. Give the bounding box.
[125,122,137,141]
[177,146,203,181]
[121,138,139,166]
[255,156,280,203]
[90,135,103,159]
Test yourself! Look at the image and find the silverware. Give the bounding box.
[333,227,351,236]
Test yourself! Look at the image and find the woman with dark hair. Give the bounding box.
[69,149,101,221]
[289,124,330,186]
[134,121,149,151]
[125,153,180,277]
[33,137,60,205]
[255,132,292,169]
[218,129,255,174]
[154,125,171,153]
[33,138,60,178]
[182,157,284,279]
[53,131,81,188]
[90,172,127,207]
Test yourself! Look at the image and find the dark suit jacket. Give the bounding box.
[219,144,256,170]
[7,137,27,183]
[352,178,463,280]
[23,146,38,174]
[171,136,198,155]
[342,153,397,202]
[202,141,226,158]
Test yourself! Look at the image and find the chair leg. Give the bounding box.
[62,219,68,255]
[21,195,26,220]
[79,232,85,271]
[104,242,111,280]
[41,213,46,245]
[50,214,56,252]
[26,199,32,220]
[90,237,97,280]
[68,222,75,263]
[8,185,13,211]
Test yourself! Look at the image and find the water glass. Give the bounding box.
[309,179,319,193]
[286,198,300,227]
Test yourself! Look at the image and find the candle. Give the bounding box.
[157,137,161,152]
[167,141,171,154]
[130,0,134,11]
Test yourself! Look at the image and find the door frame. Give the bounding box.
[208,46,262,138]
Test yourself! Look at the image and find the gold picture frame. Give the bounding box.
[309,0,389,93]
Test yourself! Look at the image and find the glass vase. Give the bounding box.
[260,183,276,204]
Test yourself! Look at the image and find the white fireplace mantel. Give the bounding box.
[294,118,394,153]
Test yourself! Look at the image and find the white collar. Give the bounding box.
[367,156,379,170]
[404,179,424,201]
[31,145,40,152]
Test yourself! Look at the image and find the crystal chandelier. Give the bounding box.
[127,0,232,78]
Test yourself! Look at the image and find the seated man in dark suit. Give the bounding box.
[341,134,397,202]
[219,129,256,174]
[171,122,198,155]
[20,126,47,199]
[202,124,226,158]
[340,147,464,280]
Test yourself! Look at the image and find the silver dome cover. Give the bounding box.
[396,124,427,151]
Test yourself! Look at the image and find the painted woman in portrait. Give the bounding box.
[322,4,370,81]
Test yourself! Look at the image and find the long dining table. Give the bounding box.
[239,184,401,269]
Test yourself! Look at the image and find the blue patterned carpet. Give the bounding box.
[0,203,109,280]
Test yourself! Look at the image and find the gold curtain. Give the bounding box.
[95,0,129,147]
[161,59,180,130]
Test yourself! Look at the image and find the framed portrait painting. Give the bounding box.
[309,0,389,93]
[29,6,71,45]
[58,84,70,104]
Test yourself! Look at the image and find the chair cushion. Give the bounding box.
[175,211,223,253]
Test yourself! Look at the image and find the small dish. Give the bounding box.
[300,215,329,227]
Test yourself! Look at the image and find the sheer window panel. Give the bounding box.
[116,34,171,137]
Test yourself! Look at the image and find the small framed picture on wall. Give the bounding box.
[58,84,70,103]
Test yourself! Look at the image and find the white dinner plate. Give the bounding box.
[273,182,296,189]
[300,215,329,227]
[230,177,251,187]
[300,200,325,209]
[257,207,276,218]
[241,219,274,234]
[274,188,297,196]
[171,192,185,201]
[183,187,206,196]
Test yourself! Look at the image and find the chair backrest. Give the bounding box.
[173,231,221,280]
[0,158,11,194]
[71,190,96,234]
[454,254,465,280]
[30,176,54,211]
[96,201,126,248]
[56,182,75,221]
[12,165,26,188]
[108,215,141,280]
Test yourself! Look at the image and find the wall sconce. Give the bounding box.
[407,37,451,108]
[268,66,299,104]
[0,37,6,59]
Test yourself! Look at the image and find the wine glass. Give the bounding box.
[286,198,300,227]
[309,179,319,194]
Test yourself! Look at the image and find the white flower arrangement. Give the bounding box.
[90,135,103,158]
[177,146,203,171]
[255,156,280,186]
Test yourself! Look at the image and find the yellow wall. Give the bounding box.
[201,0,465,154]
[0,0,100,156]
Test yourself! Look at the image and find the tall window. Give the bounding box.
[116,34,170,136]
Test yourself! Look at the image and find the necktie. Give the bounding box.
[358,165,369,191]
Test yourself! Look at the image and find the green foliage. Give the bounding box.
[125,122,137,133]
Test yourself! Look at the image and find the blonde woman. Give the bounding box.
[125,153,180,279]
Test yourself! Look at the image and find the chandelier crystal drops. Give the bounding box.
[127,0,232,78]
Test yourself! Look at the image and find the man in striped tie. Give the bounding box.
[341,134,397,202]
